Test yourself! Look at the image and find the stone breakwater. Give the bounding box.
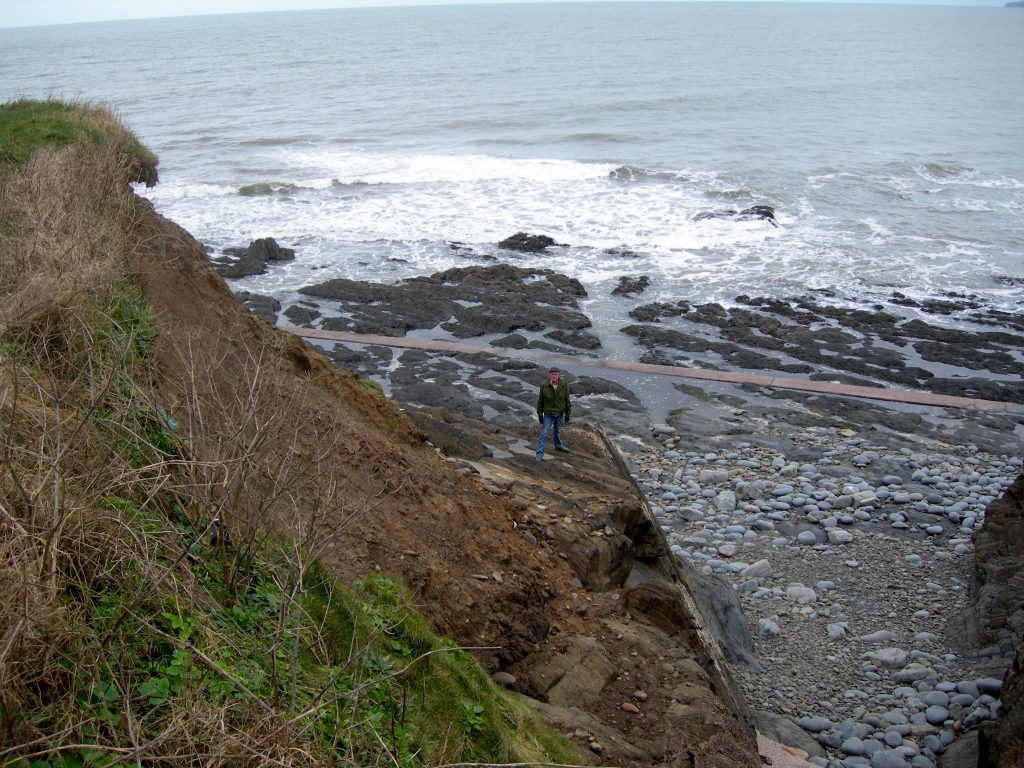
[630,423,1022,768]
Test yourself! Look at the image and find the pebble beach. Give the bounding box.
[630,421,1021,768]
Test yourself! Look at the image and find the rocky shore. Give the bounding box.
[632,422,1020,768]
[221,240,1024,767]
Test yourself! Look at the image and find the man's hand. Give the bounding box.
[564,413,570,424]
[538,415,544,425]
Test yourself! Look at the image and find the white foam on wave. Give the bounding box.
[144,182,236,200]
[280,147,611,185]
[145,149,789,258]
[915,163,1024,192]
[806,171,853,190]
[860,218,893,239]
[140,146,1023,321]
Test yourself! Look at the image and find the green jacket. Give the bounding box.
[537,381,571,420]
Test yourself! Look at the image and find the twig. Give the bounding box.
[5,743,132,762]
[0,722,89,759]
[370,721,402,768]
[0,499,28,535]
[96,514,221,648]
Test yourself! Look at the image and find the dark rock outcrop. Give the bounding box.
[497,232,562,253]
[978,642,1024,767]
[694,205,778,227]
[234,290,281,324]
[953,474,1024,661]
[675,564,760,669]
[622,295,1024,403]
[612,275,650,297]
[212,236,295,278]
[950,475,1024,768]
[282,304,321,326]
[300,264,593,343]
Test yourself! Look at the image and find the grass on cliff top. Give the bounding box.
[0,98,157,182]
[0,100,573,767]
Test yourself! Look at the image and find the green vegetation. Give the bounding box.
[0,100,572,767]
[360,378,384,395]
[0,99,157,181]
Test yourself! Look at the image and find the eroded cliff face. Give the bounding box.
[966,474,1024,767]
[968,475,1024,657]
[129,196,762,767]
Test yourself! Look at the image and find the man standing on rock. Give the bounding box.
[535,367,571,460]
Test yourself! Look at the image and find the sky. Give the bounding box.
[0,0,1009,29]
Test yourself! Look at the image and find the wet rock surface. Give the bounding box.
[694,204,779,226]
[613,275,651,296]
[298,264,594,343]
[497,231,565,252]
[211,236,295,278]
[625,293,1024,403]
[234,290,282,324]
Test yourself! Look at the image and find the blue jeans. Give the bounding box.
[536,414,565,457]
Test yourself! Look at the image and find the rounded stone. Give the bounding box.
[883,731,903,747]
[786,585,818,604]
[920,691,949,707]
[976,677,1003,696]
[870,749,911,768]
[841,737,866,756]
[799,716,832,733]
[492,671,517,687]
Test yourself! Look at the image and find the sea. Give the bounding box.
[2,2,1023,350]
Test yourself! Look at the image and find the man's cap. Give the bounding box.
[548,367,560,373]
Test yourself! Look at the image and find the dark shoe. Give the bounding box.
[535,453,544,461]
[555,446,569,453]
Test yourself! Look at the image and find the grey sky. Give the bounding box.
[0,0,1009,30]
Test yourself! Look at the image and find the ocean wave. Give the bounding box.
[608,164,652,181]
[236,136,342,147]
[701,187,763,202]
[238,181,298,196]
[563,132,640,144]
[145,182,236,200]
[608,165,710,184]
[915,160,976,183]
[280,147,612,185]
[969,175,1024,191]
[935,199,996,213]
[859,218,893,239]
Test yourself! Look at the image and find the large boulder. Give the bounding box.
[612,275,650,297]
[213,236,295,278]
[497,232,562,252]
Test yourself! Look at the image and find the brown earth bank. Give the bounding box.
[130,198,765,766]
